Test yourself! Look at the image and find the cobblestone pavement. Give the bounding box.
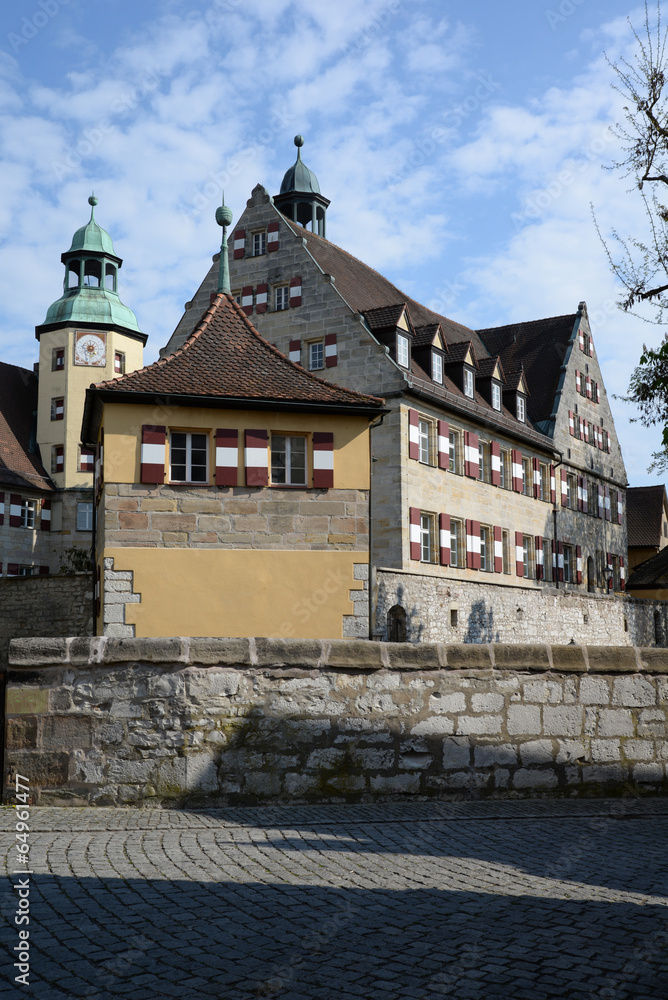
[2,799,668,999]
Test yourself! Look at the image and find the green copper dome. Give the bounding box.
[280,135,321,195]
[42,287,142,332]
[67,195,116,256]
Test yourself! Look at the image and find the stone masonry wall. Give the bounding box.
[0,575,92,664]
[5,637,668,805]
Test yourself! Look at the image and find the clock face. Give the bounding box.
[74,331,107,367]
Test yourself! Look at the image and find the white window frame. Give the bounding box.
[491,382,501,411]
[420,513,435,563]
[253,231,266,256]
[169,431,209,484]
[20,499,37,529]
[463,368,474,398]
[479,441,491,483]
[522,458,531,496]
[480,525,492,572]
[418,419,432,465]
[396,334,409,369]
[450,519,463,568]
[500,449,511,490]
[271,434,308,486]
[517,395,526,422]
[76,502,93,532]
[502,529,511,574]
[275,286,290,311]
[432,352,443,384]
[522,535,533,579]
[563,544,573,584]
[449,430,462,475]
[114,352,125,375]
[308,340,324,371]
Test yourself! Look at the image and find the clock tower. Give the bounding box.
[35,196,146,550]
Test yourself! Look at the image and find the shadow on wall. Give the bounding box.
[375,581,424,643]
[464,600,500,644]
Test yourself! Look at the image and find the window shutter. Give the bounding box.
[95,429,104,500]
[575,370,581,393]
[595,382,600,403]
[577,475,584,512]
[141,426,166,484]
[606,431,611,453]
[215,429,238,487]
[494,525,503,573]
[604,485,611,521]
[241,286,254,315]
[80,447,95,473]
[589,336,594,357]
[267,220,279,252]
[620,555,626,590]
[578,330,585,351]
[255,283,268,314]
[325,333,337,367]
[467,519,481,569]
[557,541,564,582]
[490,442,501,486]
[245,429,269,487]
[39,565,49,576]
[233,229,245,259]
[582,477,589,514]
[438,421,449,470]
[288,340,301,364]
[408,409,419,461]
[617,490,623,525]
[515,530,524,577]
[585,376,591,398]
[9,494,21,527]
[568,411,575,436]
[439,513,450,566]
[464,432,480,478]
[583,421,589,444]
[40,497,51,532]
[289,276,302,307]
[313,432,334,488]
[409,507,421,561]
[550,465,556,504]
[0,492,4,526]
[607,552,613,590]
[535,536,544,580]
[55,447,64,473]
[512,449,523,492]
[576,545,583,584]
[561,469,568,507]
[597,483,604,518]
[7,563,19,576]
[533,457,540,498]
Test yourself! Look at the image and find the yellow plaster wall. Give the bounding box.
[103,547,366,639]
[101,404,370,489]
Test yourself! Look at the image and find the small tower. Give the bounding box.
[273,135,330,238]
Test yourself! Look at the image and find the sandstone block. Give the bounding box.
[471,692,504,712]
[429,691,466,714]
[457,715,501,735]
[624,739,655,761]
[556,740,585,763]
[551,646,587,673]
[474,743,517,767]
[385,642,441,671]
[410,717,455,736]
[598,709,634,737]
[632,762,664,782]
[41,716,93,750]
[9,638,68,666]
[7,751,70,787]
[507,704,541,735]
[519,740,554,764]
[587,647,637,673]
[513,768,558,789]
[188,638,251,665]
[492,644,551,672]
[636,648,668,674]
[591,739,621,762]
[522,680,562,704]
[543,705,582,737]
[255,638,322,669]
[179,499,222,514]
[612,676,656,708]
[326,639,383,670]
[370,773,420,794]
[151,514,197,531]
[103,638,183,663]
[119,512,148,530]
[140,499,177,511]
[444,645,493,670]
[188,670,240,698]
[6,717,38,749]
[579,676,610,705]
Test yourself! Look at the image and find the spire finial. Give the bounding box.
[215,193,233,295]
[294,134,304,160]
[88,192,98,220]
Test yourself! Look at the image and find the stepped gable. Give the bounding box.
[477,314,577,424]
[627,485,667,548]
[93,293,384,410]
[626,544,668,589]
[0,362,53,491]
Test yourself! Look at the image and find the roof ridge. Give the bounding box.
[477,313,578,333]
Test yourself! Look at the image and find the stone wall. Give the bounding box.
[0,575,92,664]
[4,637,667,805]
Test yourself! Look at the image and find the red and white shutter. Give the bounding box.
[577,475,584,512]
[245,429,269,487]
[606,431,611,452]
[575,370,581,393]
[289,276,302,307]
[7,563,19,576]
[620,556,626,590]
[464,432,479,478]
[583,421,589,444]
[533,457,540,498]
[595,382,600,403]
[313,432,334,488]
[607,552,614,590]
[617,491,623,525]
[438,421,449,471]
[589,335,594,357]
[39,566,49,576]
[241,286,254,315]
[578,329,585,351]
[491,441,501,486]
[0,492,4,526]
[466,519,481,569]
[550,465,556,504]
[512,449,523,492]
[585,376,592,399]
[515,531,524,577]
[439,513,450,566]
[604,485,611,521]
[408,409,420,460]
[80,448,94,473]
[494,525,503,573]
[40,497,51,532]
[9,494,22,527]
[409,507,421,561]
[535,536,544,580]
[54,398,64,419]
[255,283,268,314]
[267,220,279,252]
[55,447,64,473]
[325,333,338,367]
[557,541,564,582]
[568,410,575,436]
[215,429,238,486]
[597,484,604,517]
[233,229,245,259]
[582,477,589,514]
[561,469,568,507]
[576,545,583,584]
[289,340,301,364]
[140,426,166,484]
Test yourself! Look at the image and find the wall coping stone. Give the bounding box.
[9,637,668,675]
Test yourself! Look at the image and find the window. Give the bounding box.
[52,348,64,371]
[432,352,443,384]
[480,525,492,572]
[396,334,409,368]
[664,522,668,539]
[479,441,491,483]
[448,430,462,475]
[79,447,95,473]
[610,491,618,523]
[21,499,37,529]
[450,519,463,568]
[308,341,324,371]
[544,539,552,582]
[418,419,434,465]
[9,565,36,577]
[588,479,597,516]
[566,473,577,509]
[105,263,117,291]
[77,502,93,532]
[522,535,534,579]
[463,368,474,398]
[522,457,531,496]
[271,435,307,486]
[232,289,242,305]
[170,432,208,483]
[491,382,501,411]
[51,397,64,421]
[517,395,526,422]
[114,352,125,375]
[420,513,436,563]
[84,259,102,286]
[540,464,549,501]
[563,544,573,584]
[502,529,511,574]
[51,446,63,474]
[253,231,266,256]
[500,449,511,490]
[275,286,289,311]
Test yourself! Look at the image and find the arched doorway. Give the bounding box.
[387,605,407,642]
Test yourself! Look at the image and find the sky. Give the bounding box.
[0,0,665,485]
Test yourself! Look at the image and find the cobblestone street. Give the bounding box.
[2,799,668,999]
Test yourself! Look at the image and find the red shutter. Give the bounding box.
[39,566,49,576]
[215,429,238,487]
[80,447,95,473]
[7,563,19,576]
[464,432,480,478]
[512,449,523,492]
[241,286,254,315]
[558,541,564,582]
[288,340,301,364]
[40,497,51,532]
[617,491,623,525]
[267,219,279,252]
[607,552,613,590]
[575,370,581,393]
[233,229,245,259]
[493,525,503,573]
[325,333,337,367]
[597,483,604,518]
[535,535,544,580]
[491,441,501,486]
[409,507,421,561]
[438,421,449,470]
[9,494,21,527]
[568,410,575,436]
[595,382,600,403]
[589,336,594,357]
[533,457,540,499]
[561,469,568,507]
[586,377,592,399]
[604,485,611,520]
[620,555,626,590]
[0,492,4,526]
[439,513,450,566]
[576,544,583,584]
[289,276,302,307]
[550,465,556,504]
[578,475,584,512]
[245,430,269,487]
[466,519,481,569]
[140,426,166,484]
[606,431,611,453]
[255,283,268,314]
[515,530,524,577]
[313,432,334,488]
[582,477,589,514]
[408,409,419,461]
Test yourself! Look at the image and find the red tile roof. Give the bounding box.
[627,485,668,548]
[0,362,53,492]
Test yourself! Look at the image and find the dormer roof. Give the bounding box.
[445,341,478,367]
[504,368,530,395]
[477,356,505,382]
[413,323,447,351]
[363,303,414,335]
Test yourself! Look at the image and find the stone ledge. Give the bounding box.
[7,638,668,674]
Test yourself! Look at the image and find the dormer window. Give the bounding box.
[432,352,443,384]
[492,382,501,411]
[517,395,526,422]
[463,368,474,398]
[397,333,409,369]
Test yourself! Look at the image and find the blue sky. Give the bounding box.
[0,0,663,485]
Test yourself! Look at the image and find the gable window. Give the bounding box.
[450,519,463,567]
[308,341,324,371]
[432,353,443,384]
[271,435,307,486]
[420,512,436,563]
[463,368,474,398]
[52,348,65,371]
[170,432,208,483]
[418,419,434,465]
[77,502,93,532]
[21,499,37,529]
[448,429,462,475]
[491,382,501,411]
[275,286,289,311]
[253,231,266,256]
[114,352,125,375]
[396,334,409,368]
[517,395,526,422]
[51,397,64,421]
